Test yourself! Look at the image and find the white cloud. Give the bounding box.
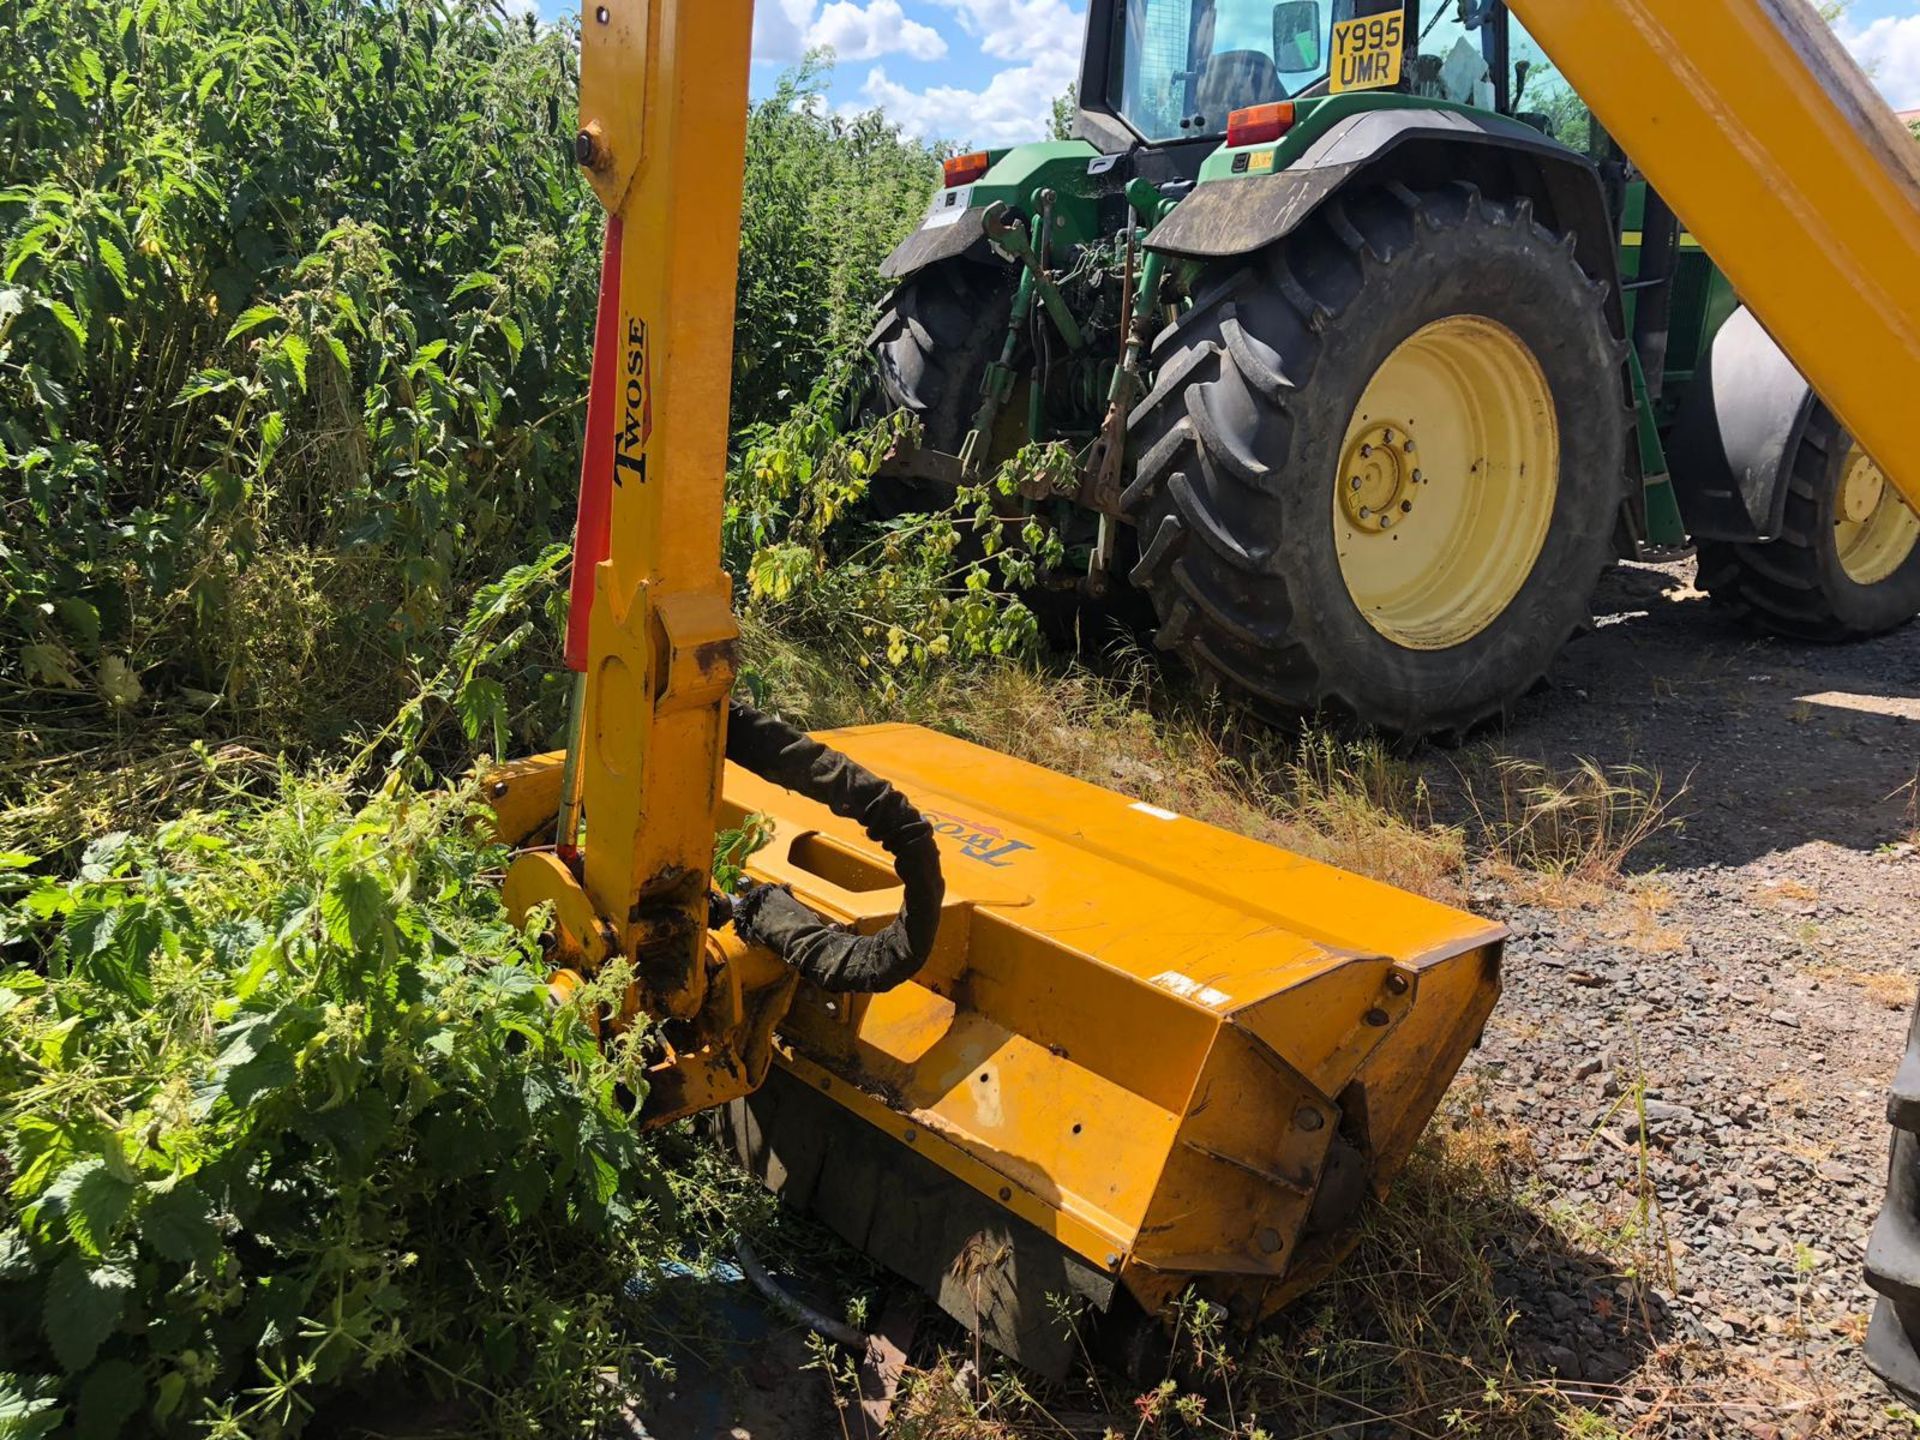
[758,0,954,65]
[810,0,948,60]
[927,0,1084,60]
[859,48,1077,145]
[1839,12,1920,111]
[754,0,819,64]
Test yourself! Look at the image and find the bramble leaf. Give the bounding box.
[43,1255,131,1373]
[139,1185,218,1269]
[74,1359,142,1440]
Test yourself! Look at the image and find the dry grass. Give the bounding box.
[876,1084,1887,1440]
[1465,756,1684,906]
[880,1086,1877,1440]
[1803,962,1915,1012]
[745,624,1683,910]
[0,548,423,860]
[1588,878,1688,956]
[0,737,278,857]
[1856,971,1918,1011]
[1768,1073,1815,1106]
[958,665,1472,904]
[1752,877,1822,907]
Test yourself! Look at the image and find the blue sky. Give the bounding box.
[1839,0,1920,112]
[533,0,1920,144]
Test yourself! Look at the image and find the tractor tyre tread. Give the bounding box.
[866,259,1014,455]
[1696,403,1920,641]
[1122,182,1631,738]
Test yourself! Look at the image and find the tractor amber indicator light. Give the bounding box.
[1226,102,1295,148]
[943,150,991,188]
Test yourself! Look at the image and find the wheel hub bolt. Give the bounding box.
[1351,476,1362,490]
[1401,500,1413,513]
[1358,506,1372,519]
[1380,514,1394,528]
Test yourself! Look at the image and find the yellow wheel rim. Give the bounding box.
[1834,442,1920,586]
[1333,315,1559,651]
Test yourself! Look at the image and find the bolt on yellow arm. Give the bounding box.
[1505,0,1920,517]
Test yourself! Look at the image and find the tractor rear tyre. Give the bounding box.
[1123,182,1630,738]
[1697,405,1920,641]
[862,258,1016,519]
[866,258,1014,455]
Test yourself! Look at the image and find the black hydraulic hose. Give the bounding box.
[724,700,945,993]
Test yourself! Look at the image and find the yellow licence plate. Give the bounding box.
[1330,12,1406,94]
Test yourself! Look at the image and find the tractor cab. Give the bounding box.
[1101,0,1332,144]
[1073,0,1590,165]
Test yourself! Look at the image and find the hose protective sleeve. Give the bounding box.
[725,701,945,993]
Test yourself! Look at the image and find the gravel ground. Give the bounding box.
[1440,558,1920,1437]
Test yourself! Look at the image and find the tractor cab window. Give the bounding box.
[1507,13,1593,151]
[1409,0,1497,108]
[1111,0,1332,141]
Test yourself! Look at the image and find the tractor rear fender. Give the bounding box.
[1144,107,1627,343]
[1665,305,1816,543]
[879,204,993,282]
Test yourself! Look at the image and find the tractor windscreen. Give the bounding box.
[1111,0,1384,141]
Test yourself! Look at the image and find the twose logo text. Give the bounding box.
[614,315,651,483]
[925,810,1033,868]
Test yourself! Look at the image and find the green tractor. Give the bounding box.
[863,0,1920,737]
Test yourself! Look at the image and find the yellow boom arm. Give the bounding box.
[1506,0,1920,518]
[499,1,752,1037]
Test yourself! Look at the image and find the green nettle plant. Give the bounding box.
[725,382,1069,689]
[0,785,672,1438]
[0,0,1029,854]
[0,0,603,761]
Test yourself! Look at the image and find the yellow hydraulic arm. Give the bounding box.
[1505,0,1920,520]
[492,0,780,1117]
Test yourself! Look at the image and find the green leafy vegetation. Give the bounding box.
[729,393,1073,693]
[1,0,601,853]
[0,0,972,857]
[0,780,670,1437]
[734,58,947,426]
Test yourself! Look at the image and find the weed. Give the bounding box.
[1895,767,1920,847]
[1755,878,1821,906]
[1468,757,1682,900]
[1803,962,1913,1011]
[0,777,675,1436]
